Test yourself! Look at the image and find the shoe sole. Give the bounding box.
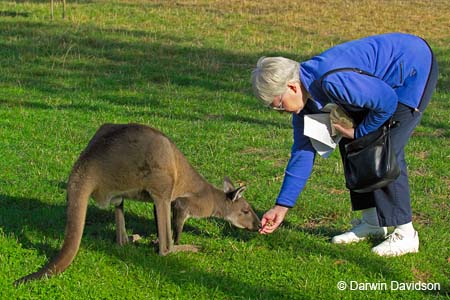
[372,247,419,257]
[332,233,387,244]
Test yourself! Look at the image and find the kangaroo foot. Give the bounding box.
[156,244,201,255]
[172,244,201,253]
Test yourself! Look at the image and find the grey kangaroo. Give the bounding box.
[15,123,260,285]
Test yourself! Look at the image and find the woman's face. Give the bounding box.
[270,81,308,114]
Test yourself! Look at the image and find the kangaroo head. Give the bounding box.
[223,177,260,231]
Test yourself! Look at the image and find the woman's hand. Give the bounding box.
[333,122,355,139]
[259,205,289,234]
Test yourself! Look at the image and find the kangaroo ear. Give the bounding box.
[223,176,235,193]
[226,185,247,202]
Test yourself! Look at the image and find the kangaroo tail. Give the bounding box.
[14,168,94,286]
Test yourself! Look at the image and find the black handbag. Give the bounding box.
[319,68,400,193]
[341,120,400,192]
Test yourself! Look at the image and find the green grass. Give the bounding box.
[0,0,449,299]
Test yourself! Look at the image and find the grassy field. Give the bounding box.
[0,0,449,299]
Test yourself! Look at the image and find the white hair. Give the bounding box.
[251,56,300,106]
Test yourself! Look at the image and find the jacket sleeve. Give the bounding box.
[275,113,316,208]
[322,72,398,138]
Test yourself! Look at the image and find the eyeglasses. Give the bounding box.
[271,93,285,111]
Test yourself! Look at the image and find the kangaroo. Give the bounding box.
[15,123,260,285]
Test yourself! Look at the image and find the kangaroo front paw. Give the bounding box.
[117,233,142,246]
[129,234,142,243]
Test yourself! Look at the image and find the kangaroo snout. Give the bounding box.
[227,213,260,232]
[246,211,261,231]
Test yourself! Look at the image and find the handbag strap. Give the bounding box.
[318,67,377,104]
[318,67,398,129]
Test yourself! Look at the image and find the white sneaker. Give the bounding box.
[331,219,387,244]
[372,229,419,257]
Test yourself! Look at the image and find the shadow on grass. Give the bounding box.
[0,0,93,3]
[0,19,302,129]
[0,97,289,130]
[0,10,30,17]
[434,48,450,93]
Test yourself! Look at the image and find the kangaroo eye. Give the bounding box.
[242,209,250,214]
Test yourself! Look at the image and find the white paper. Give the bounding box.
[304,113,341,158]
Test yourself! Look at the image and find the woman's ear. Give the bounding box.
[287,81,299,93]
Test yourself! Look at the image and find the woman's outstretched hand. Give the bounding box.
[259,205,289,234]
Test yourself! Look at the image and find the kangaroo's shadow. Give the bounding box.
[0,190,259,258]
[0,194,146,257]
[1,193,286,298]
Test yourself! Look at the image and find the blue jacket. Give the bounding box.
[276,33,433,208]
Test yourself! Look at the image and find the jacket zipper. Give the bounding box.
[399,61,403,84]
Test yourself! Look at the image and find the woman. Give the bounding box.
[252,33,438,256]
